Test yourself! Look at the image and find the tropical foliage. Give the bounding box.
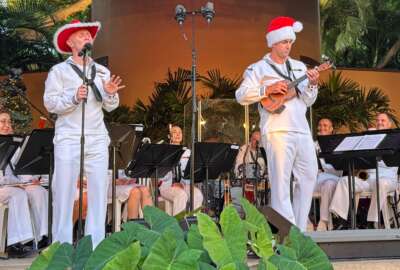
[200,69,242,99]
[0,0,91,74]
[320,0,400,69]
[130,68,192,141]
[313,71,398,132]
[29,199,333,270]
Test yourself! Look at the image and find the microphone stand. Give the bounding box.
[77,51,89,242]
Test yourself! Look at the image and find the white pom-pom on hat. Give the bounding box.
[292,21,303,32]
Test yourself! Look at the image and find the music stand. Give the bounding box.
[125,144,184,207]
[107,123,143,232]
[318,131,398,229]
[0,135,24,172]
[183,142,239,210]
[12,129,54,242]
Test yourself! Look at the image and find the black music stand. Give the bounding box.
[12,129,54,243]
[183,142,239,210]
[318,131,399,229]
[0,135,23,172]
[125,144,184,208]
[107,123,143,232]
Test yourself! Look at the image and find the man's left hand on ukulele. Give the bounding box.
[306,69,319,86]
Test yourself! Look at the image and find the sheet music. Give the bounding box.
[354,134,386,150]
[334,134,386,152]
[334,136,363,152]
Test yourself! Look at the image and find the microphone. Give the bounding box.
[78,43,93,57]
[142,137,151,144]
[175,4,186,25]
[201,2,215,23]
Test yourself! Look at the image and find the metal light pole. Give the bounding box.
[174,2,215,211]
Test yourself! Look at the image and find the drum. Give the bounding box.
[244,181,255,203]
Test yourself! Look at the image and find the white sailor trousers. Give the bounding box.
[0,186,33,245]
[266,131,318,231]
[52,134,110,248]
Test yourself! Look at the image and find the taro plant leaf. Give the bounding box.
[187,224,212,264]
[220,262,238,270]
[72,235,93,270]
[103,241,141,270]
[28,242,61,270]
[284,226,333,270]
[122,221,160,257]
[85,230,137,270]
[269,254,306,270]
[45,242,74,270]
[199,262,217,270]
[143,205,184,240]
[240,198,274,259]
[257,258,278,270]
[142,228,203,270]
[197,206,247,268]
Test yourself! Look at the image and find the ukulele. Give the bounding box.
[260,60,333,114]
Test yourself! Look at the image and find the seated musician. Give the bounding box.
[73,171,153,224]
[158,125,203,215]
[107,170,153,219]
[329,112,398,228]
[0,108,48,257]
[314,118,342,231]
[233,130,266,209]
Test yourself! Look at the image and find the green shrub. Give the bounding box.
[29,199,333,270]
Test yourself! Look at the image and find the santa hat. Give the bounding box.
[266,16,303,48]
[53,19,101,54]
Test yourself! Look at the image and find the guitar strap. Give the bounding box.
[265,59,301,96]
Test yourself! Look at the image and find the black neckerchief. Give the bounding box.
[69,63,103,102]
[265,59,301,95]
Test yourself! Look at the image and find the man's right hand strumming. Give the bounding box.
[75,85,88,102]
[266,81,288,96]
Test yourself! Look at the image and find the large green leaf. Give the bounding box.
[268,245,306,269]
[103,241,141,270]
[220,263,238,270]
[28,242,61,270]
[45,242,74,270]
[197,206,247,268]
[142,228,203,270]
[85,231,137,270]
[72,235,93,270]
[240,198,274,260]
[122,221,160,257]
[143,206,184,240]
[257,258,278,270]
[284,227,333,270]
[199,262,217,270]
[186,224,212,263]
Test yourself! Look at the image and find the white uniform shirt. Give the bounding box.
[235,54,318,135]
[234,144,266,177]
[44,57,119,136]
[367,161,398,181]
